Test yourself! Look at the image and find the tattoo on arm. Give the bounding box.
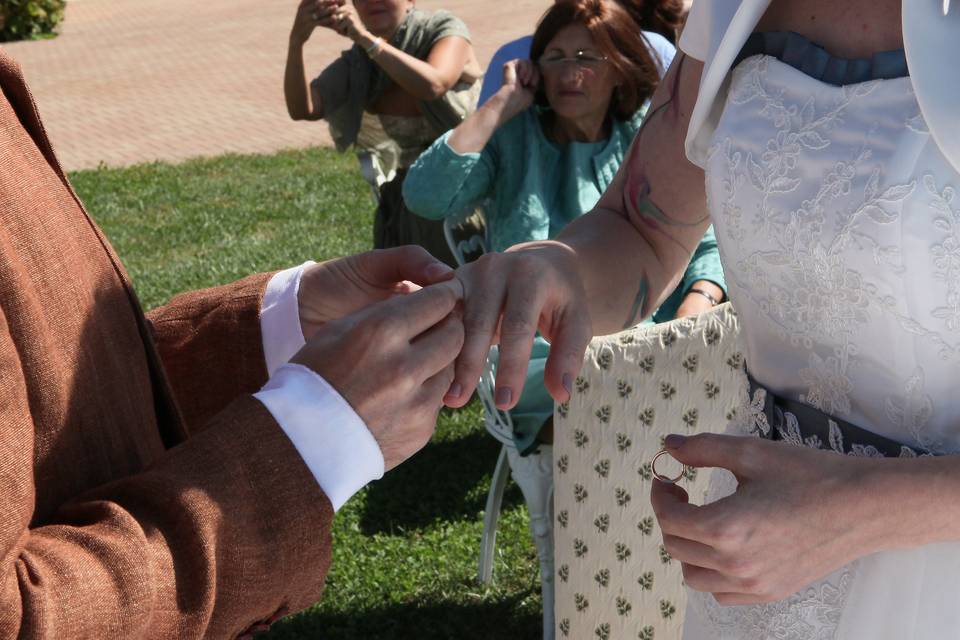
[619,52,709,234]
[627,190,707,231]
[623,275,650,330]
[618,53,714,330]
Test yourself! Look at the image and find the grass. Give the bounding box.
[70,147,543,640]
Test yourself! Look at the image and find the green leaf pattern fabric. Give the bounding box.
[554,303,746,639]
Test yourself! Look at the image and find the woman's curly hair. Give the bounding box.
[616,0,687,44]
[531,0,666,121]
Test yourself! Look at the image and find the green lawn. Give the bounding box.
[70,148,543,640]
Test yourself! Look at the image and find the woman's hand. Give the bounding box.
[290,0,341,45]
[446,58,537,154]
[650,433,892,605]
[497,59,539,122]
[328,2,369,42]
[444,241,593,409]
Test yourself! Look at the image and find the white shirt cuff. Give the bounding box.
[254,363,385,511]
[261,261,314,376]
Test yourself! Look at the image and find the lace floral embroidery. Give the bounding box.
[688,567,856,640]
[693,55,960,637]
[690,388,858,639]
[707,56,958,452]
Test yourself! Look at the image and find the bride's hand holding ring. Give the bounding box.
[649,433,931,606]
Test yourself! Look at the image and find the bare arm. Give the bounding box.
[448,53,709,410]
[446,59,537,153]
[285,40,324,121]
[335,5,476,102]
[284,0,330,121]
[358,32,475,101]
[558,53,710,333]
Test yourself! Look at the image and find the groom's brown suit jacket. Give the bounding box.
[0,49,333,638]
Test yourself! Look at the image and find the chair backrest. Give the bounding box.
[356,150,383,204]
[553,303,746,640]
[440,211,512,442]
[474,346,515,446]
[442,210,489,268]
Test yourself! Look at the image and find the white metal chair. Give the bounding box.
[443,214,556,640]
[356,150,384,204]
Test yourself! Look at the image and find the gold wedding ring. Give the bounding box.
[651,448,686,484]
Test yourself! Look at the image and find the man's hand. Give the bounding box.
[298,246,455,341]
[292,280,464,471]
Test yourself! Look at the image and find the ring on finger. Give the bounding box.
[652,448,687,484]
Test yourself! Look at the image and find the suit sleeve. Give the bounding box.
[146,272,273,433]
[0,303,334,639]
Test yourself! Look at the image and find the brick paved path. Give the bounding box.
[2,0,549,170]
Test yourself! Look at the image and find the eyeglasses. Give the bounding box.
[538,50,609,74]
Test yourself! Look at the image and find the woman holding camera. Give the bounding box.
[284,0,483,266]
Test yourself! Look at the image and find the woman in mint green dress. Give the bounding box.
[404,0,726,454]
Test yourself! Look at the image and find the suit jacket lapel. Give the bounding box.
[0,49,63,177]
[0,48,188,447]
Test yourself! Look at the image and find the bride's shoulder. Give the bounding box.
[904,3,960,175]
[679,0,754,62]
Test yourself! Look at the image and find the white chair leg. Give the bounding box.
[507,445,555,640]
[478,445,511,585]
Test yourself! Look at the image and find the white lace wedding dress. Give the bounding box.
[683,53,960,639]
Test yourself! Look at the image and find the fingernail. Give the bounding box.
[496,387,513,406]
[562,373,573,396]
[664,434,687,449]
[425,262,454,280]
[447,382,463,399]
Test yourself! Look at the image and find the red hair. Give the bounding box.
[616,0,686,44]
[530,0,662,121]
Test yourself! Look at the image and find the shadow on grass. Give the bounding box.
[266,588,543,640]
[359,430,525,536]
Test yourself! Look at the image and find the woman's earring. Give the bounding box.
[945,0,951,16]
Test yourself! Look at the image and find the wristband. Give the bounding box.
[688,287,721,307]
[365,37,384,58]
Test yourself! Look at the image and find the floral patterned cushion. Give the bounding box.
[553,303,745,640]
